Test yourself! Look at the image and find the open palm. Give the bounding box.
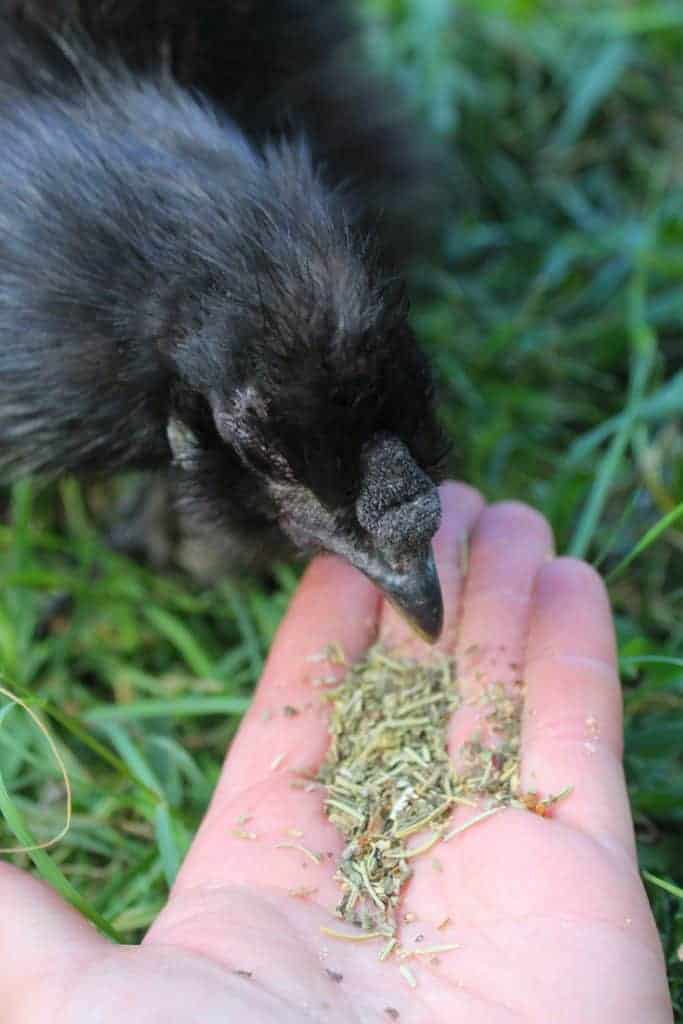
[1,485,673,1023]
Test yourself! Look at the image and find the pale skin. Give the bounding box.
[0,484,673,1023]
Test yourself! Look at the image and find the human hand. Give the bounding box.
[0,485,673,1022]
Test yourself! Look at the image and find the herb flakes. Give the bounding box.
[317,645,568,964]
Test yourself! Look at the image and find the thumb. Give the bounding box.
[0,861,108,1020]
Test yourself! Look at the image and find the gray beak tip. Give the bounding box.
[338,542,444,645]
[382,547,444,644]
[407,600,444,645]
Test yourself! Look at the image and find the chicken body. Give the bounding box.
[0,1,447,638]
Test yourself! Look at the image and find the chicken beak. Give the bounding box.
[370,546,444,644]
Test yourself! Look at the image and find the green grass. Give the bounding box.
[1,0,682,1013]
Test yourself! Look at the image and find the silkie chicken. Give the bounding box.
[0,1,449,639]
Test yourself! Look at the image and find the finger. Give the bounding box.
[169,555,380,897]
[400,503,554,918]
[449,501,554,749]
[0,861,107,1015]
[377,482,484,655]
[222,554,380,787]
[520,557,635,859]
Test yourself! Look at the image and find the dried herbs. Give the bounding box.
[317,645,568,962]
[318,648,459,937]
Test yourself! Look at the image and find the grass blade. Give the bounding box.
[153,803,183,887]
[607,502,683,582]
[0,767,121,941]
[225,589,263,679]
[569,270,657,559]
[144,607,215,678]
[642,871,683,901]
[99,724,162,796]
[85,695,250,724]
[620,656,683,670]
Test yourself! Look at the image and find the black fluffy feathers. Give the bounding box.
[0,1,447,612]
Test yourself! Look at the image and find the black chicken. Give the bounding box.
[0,1,448,640]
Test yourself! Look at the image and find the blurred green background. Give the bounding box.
[0,0,681,1014]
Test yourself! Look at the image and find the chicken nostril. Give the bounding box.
[365,490,441,556]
